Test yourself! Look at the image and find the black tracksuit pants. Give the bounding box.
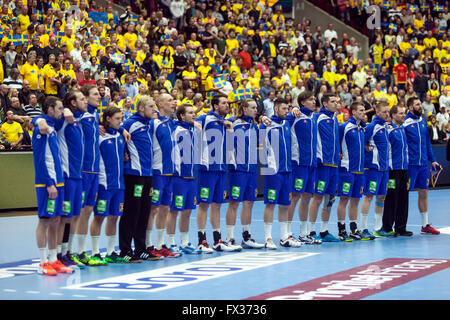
[119,174,153,256]
[382,170,409,233]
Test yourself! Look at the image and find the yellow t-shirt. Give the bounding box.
[427,89,440,103]
[124,32,138,50]
[371,44,384,65]
[424,37,438,48]
[197,65,211,84]
[287,66,299,86]
[323,71,336,87]
[20,62,39,90]
[226,38,239,54]
[0,121,23,144]
[387,93,398,109]
[18,14,31,33]
[182,70,198,89]
[44,67,59,95]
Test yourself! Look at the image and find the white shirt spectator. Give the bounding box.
[439,93,450,111]
[323,28,338,42]
[436,111,449,129]
[170,0,185,18]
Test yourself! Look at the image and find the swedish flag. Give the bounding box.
[110,54,123,63]
[421,3,430,11]
[98,100,109,114]
[128,14,138,24]
[213,75,226,89]
[33,9,43,22]
[124,59,136,72]
[410,5,419,12]
[389,23,398,32]
[434,5,444,12]
[206,91,216,102]
[8,35,23,46]
[244,88,253,99]
[54,31,65,43]
[348,76,354,88]
[233,88,247,101]
[381,1,391,9]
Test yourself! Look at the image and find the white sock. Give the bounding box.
[68,234,75,253]
[156,229,165,249]
[77,234,87,254]
[57,244,62,255]
[309,222,315,234]
[39,248,47,264]
[106,235,116,255]
[146,230,153,248]
[280,221,288,239]
[226,225,235,241]
[421,212,428,227]
[320,220,329,233]
[287,221,292,236]
[61,242,68,256]
[91,236,100,255]
[300,221,308,237]
[374,212,383,231]
[264,222,272,240]
[180,232,189,247]
[167,234,175,246]
[48,249,57,263]
[361,214,369,230]
[242,224,251,234]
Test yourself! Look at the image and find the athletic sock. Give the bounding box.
[180,232,189,247]
[213,229,221,243]
[287,221,292,237]
[264,222,272,240]
[61,242,68,256]
[167,234,175,246]
[349,220,357,233]
[226,225,235,241]
[155,229,165,250]
[280,221,288,240]
[361,214,369,230]
[338,220,346,231]
[106,235,115,255]
[48,249,57,263]
[67,234,75,253]
[39,248,47,264]
[320,220,329,233]
[198,229,206,244]
[146,230,153,248]
[374,212,383,231]
[300,221,308,237]
[77,234,87,254]
[308,222,315,235]
[91,236,100,255]
[421,212,428,227]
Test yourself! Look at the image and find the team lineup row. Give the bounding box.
[31,85,441,276]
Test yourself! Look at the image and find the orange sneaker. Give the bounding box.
[51,260,74,274]
[38,262,57,276]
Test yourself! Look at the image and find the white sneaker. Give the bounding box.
[227,238,243,251]
[197,240,214,254]
[280,236,302,247]
[213,240,236,252]
[241,238,265,249]
[265,238,277,250]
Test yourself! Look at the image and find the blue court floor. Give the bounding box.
[0,189,449,301]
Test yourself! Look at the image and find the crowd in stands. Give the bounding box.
[0,0,450,151]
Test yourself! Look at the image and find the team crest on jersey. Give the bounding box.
[223,191,227,199]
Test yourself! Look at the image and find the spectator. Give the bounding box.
[0,109,23,149]
[428,115,446,144]
[437,106,450,130]
[263,90,275,117]
[3,68,23,90]
[23,93,42,119]
[422,94,436,120]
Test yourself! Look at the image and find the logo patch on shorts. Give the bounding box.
[267,189,277,201]
[46,199,56,214]
[342,182,351,194]
[174,195,184,208]
[231,186,241,198]
[295,178,304,191]
[152,189,161,202]
[82,191,86,205]
[317,180,326,192]
[369,181,378,193]
[63,201,71,214]
[134,185,143,198]
[97,200,107,213]
[200,187,210,199]
[119,203,124,212]
[388,179,396,189]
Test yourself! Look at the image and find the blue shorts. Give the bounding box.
[408,165,429,190]
[228,171,258,202]
[94,188,124,217]
[36,186,64,219]
[337,169,365,198]
[264,172,292,206]
[170,177,196,211]
[364,169,389,196]
[82,172,99,207]
[314,164,339,195]
[292,165,316,194]
[197,170,227,204]
[62,179,83,218]
[152,175,174,206]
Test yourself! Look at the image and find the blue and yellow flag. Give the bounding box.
[389,23,398,32]
[434,5,444,12]
[213,75,226,89]
[33,9,43,22]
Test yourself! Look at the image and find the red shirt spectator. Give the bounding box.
[238,44,252,70]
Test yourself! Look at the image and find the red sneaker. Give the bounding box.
[155,245,181,258]
[51,260,74,273]
[38,262,57,276]
[421,224,440,235]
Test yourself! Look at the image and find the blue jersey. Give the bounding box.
[98,127,125,190]
[315,107,340,167]
[287,107,317,167]
[260,115,292,174]
[403,112,437,166]
[364,115,389,171]
[339,116,365,173]
[387,121,408,170]
[172,120,197,178]
[79,104,100,173]
[121,113,153,177]
[32,115,64,187]
[228,115,259,173]
[195,111,228,172]
[151,115,176,175]
[56,110,84,180]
